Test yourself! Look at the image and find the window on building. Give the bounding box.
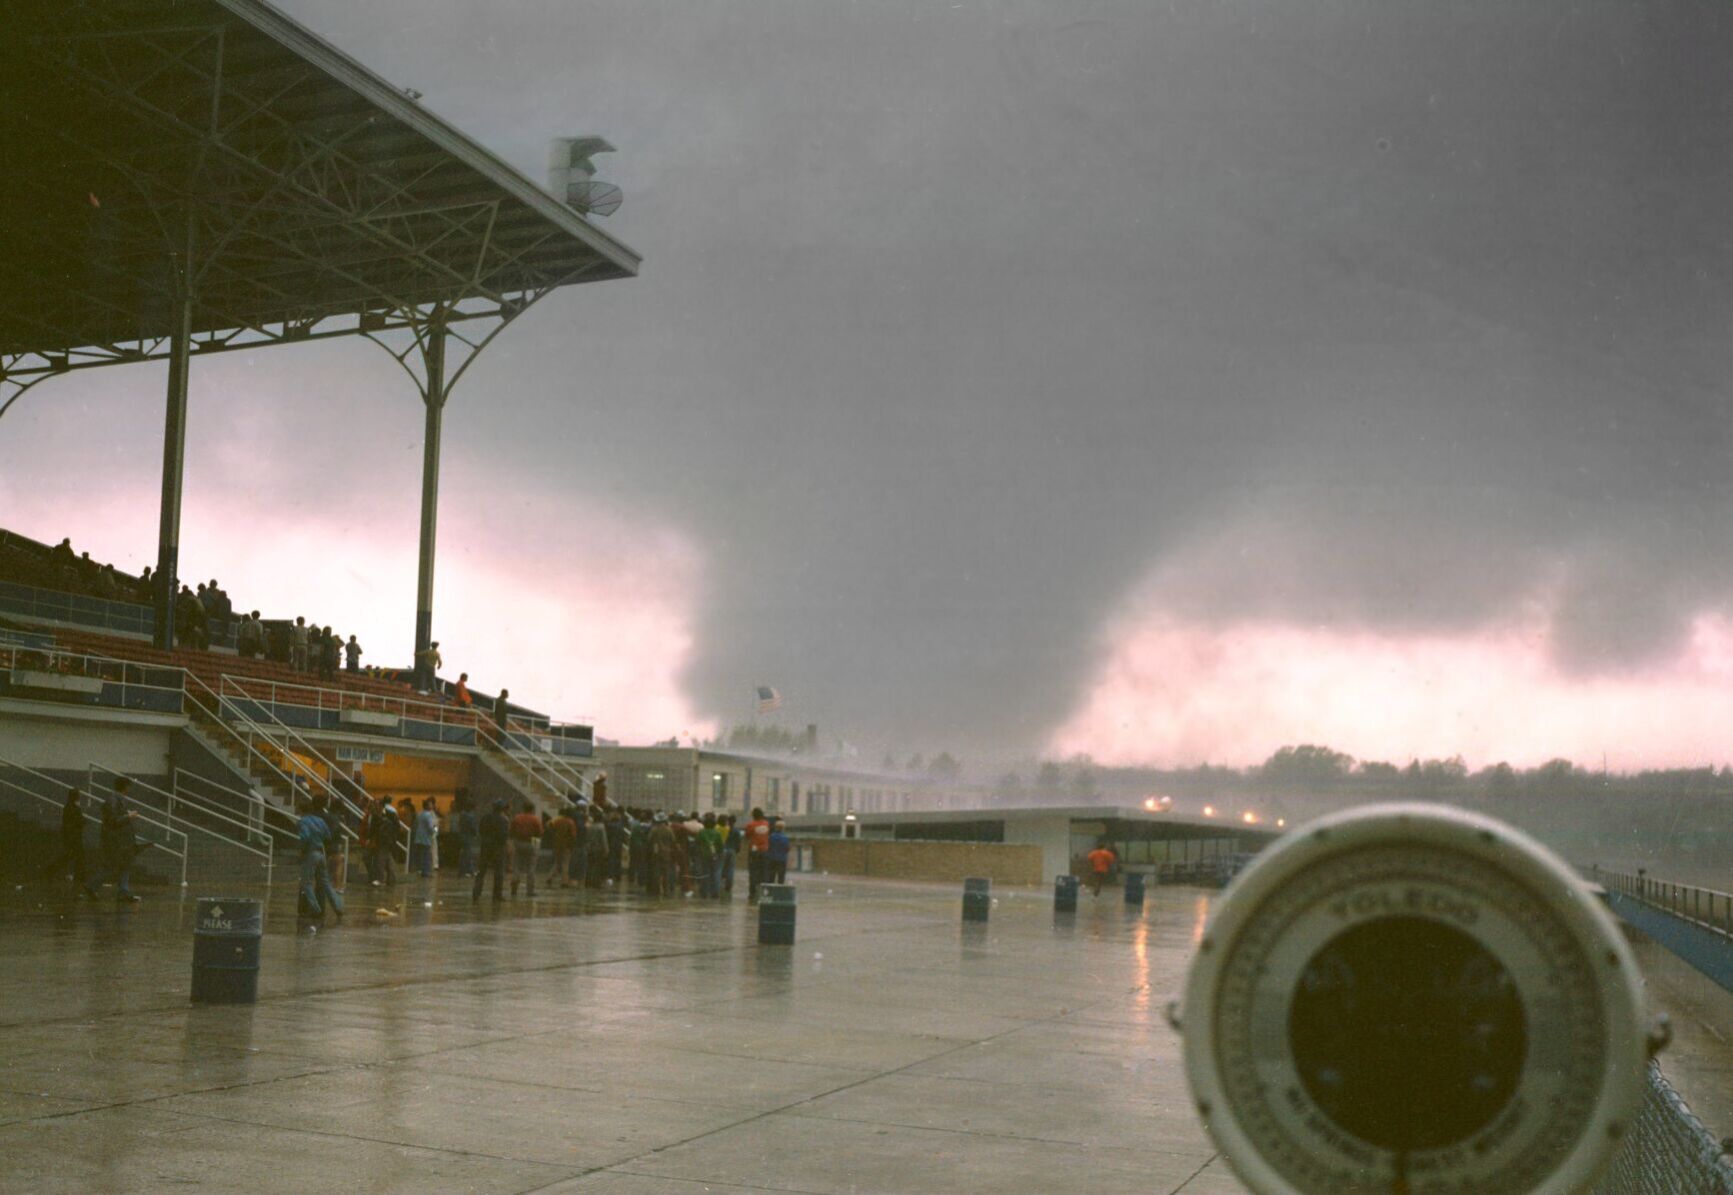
[711,772,728,807]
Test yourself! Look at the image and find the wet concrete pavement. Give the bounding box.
[4,872,1731,1194]
[0,874,1245,1194]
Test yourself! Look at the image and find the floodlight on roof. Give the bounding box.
[547,136,623,217]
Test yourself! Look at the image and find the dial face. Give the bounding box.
[1211,843,1608,1194]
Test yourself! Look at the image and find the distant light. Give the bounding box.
[1143,797,1157,811]
[1276,818,1286,828]
[844,812,858,822]
[1203,805,1216,818]
[1242,811,1259,825]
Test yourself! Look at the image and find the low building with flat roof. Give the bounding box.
[594,745,981,818]
[783,803,1280,884]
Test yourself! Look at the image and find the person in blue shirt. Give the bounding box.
[767,819,791,885]
[411,798,439,878]
[298,796,343,921]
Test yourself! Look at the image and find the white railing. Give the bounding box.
[1600,869,1733,939]
[0,753,189,887]
[88,762,273,884]
[174,768,296,849]
[217,671,486,735]
[0,640,185,713]
[498,715,594,800]
[182,671,335,815]
[218,676,368,824]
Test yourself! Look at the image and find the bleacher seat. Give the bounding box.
[48,626,483,726]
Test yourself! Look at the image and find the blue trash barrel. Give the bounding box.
[1054,874,1080,912]
[758,883,797,945]
[962,876,991,922]
[1123,871,1147,907]
[191,897,262,1004]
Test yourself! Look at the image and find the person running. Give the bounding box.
[509,799,543,896]
[412,798,439,879]
[298,796,344,921]
[41,788,90,894]
[472,799,510,902]
[743,807,771,901]
[1086,842,1117,896]
[767,819,791,885]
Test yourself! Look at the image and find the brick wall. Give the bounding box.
[798,838,1042,886]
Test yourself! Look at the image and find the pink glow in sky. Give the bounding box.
[0,467,715,746]
[1050,600,1733,771]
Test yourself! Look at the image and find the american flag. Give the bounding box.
[755,685,782,714]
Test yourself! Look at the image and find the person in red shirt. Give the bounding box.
[1086,843,1117,896]
[508,800,544,897]
[454,672,472,708]
[743,807,772,902]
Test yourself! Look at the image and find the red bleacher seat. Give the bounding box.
[50,626,482,726]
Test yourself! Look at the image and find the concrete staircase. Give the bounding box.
[475,740,569,811]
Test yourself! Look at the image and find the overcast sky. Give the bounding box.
[8,0,1733,771]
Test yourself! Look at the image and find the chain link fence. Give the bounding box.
[1594,1062,1733,1194]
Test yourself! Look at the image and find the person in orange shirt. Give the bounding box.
[1086,843,1117,896]
[454,672,472,707]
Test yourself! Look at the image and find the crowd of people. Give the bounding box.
[1,532,377,679]
[289,786,794,916]
[41,775,801,920]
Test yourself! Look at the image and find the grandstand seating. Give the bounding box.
[48,625,485,725]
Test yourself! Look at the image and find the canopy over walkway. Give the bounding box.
[0,0,640,663]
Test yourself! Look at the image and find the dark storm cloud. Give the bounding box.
[39,0,1733,757]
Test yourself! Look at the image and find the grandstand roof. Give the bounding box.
[0,0,640,374]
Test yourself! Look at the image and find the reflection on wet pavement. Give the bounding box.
[0,876,1239,1194]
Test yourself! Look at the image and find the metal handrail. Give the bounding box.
[503,727,581,798]
[479,728,568,806]
[1598,869,1733,939]
[88,762,272,883]
[218,671,485,732]
[501,715,593,795]
[529,744,591,800]
[0,641,185,711]
[0,753,189,887]
[218,675,364,822]
[182,671,335,822]
[174,768,297,846]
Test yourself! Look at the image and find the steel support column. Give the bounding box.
[153,283,194,650]
[412,320,447,687]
